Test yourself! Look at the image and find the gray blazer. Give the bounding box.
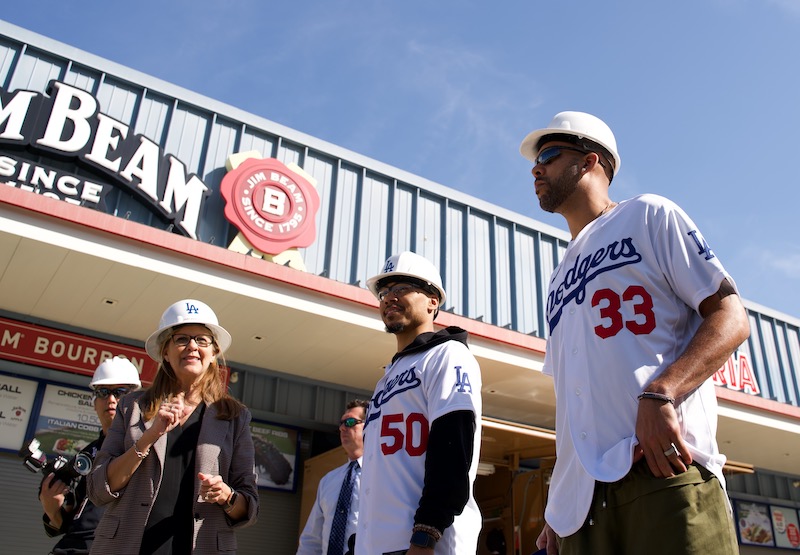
[87,391,259,554]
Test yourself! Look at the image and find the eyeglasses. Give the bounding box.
[534,145,590,166]
[93,387,132,400]
[377,283,423,302]
[171,334,214,348]
[340,417,364,428]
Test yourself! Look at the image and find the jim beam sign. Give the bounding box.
[220,152,320,270]
[0,80,209,238]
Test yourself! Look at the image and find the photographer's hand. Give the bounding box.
[40,473,68,529]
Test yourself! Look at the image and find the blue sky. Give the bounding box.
[4,1,799,318]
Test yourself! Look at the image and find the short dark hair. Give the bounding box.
[346,399,370,412]
[536,133,615,182]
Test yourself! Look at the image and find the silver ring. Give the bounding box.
[204,493,209,500]
[663,444,677,457]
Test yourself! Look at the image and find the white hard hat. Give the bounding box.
[144,299,232,361]
[519,111,621,176]
[90,356,142,388]
[366,251,446,304]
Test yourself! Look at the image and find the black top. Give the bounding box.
[140,403,205,555]
[40,432,105,555]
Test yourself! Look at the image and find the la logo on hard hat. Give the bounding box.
[186,303,200,315]
[383,260,396,273]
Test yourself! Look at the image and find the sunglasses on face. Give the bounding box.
[377,283,424,302]
[93,387,132,400]
[534,145,590,166]
[340,417,364,428]
[171,333,214,348]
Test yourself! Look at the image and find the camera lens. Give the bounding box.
[73,453,93,476]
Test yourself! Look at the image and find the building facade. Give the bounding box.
[0,20,798,554]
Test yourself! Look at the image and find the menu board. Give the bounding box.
[250,421,299,491]
[33,384,100,457]
[736,500,775,546]
[0,374,38,451]
[771,506,800,550]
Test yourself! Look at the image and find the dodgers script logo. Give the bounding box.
[186,303,200,315]
[547,237,642,333]
[366,367,422,425]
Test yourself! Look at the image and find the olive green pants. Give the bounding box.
[558,461,738,555]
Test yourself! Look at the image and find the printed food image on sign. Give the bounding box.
[249,421,299,491]
[737,500,775,546]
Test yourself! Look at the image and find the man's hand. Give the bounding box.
[40,473,68,528]
[536,522,559,554]
[635,397,691,477]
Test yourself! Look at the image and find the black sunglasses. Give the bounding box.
[340,417,364,428]
[93,386,132,400]
[534,145,590,166]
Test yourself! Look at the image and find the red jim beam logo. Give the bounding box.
[220,156,320,256]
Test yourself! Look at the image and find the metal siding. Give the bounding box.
[62,65,99,93]
[416,192,443,272]
[391,184,414,255]
[355,172,391,286]
[495,222,513,329]
[467,210,491,322]
[759,317,786,402]
[538,236,558,337]
[277,140,303,168]
[134,90,170,141]
[328,164,359,283]
[8,48,63,92]
[786,326,800,403]
[298,152,336,276]
[514,230,540,335]
[445,203,465,314]
[0,39,17,87]
[164,104,209,174]
[96,77,139,122]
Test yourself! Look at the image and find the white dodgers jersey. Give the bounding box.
[543,194,733,536]
[356,338,482,554]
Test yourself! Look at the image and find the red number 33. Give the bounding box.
[591,285,656,339]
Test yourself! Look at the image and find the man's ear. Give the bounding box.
[428,295,439,314]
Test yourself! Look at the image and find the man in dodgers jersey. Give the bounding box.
[356,251,482,554]
[519,112,750,555]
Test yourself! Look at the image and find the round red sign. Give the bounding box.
[220,158,320,255]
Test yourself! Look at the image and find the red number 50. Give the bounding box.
[380,412,429,456]
[592,285,656,339]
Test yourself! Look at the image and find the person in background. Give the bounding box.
[87,299,258,554]
[297,399,369,555]
[356,251,483,554]
[519,111,750,554]
[39,356,141,555]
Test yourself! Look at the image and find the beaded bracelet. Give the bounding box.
[637,391,675,404]
[133,439,150,459]
[412,523,442,542]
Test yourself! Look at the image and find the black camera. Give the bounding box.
[19,438,93,491]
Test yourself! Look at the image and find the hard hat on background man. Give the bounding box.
[366,251,447,305]
[519,111,621,176]
[144,299,232,361]
[90,356,142,388]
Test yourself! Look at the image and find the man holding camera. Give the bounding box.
[38,357,140,555]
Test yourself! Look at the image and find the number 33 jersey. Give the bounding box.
[357,328,482,554]
[543,193,733,536]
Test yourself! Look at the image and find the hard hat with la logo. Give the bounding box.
[144,299,232,361]
[366,251,446,304]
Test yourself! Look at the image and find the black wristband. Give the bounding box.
[637,391,675,404]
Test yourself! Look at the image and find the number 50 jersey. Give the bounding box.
[357,327,482,554]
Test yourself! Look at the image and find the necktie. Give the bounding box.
[328,460,358,555]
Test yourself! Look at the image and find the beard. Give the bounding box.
[385,322,405,334]
[538,164,580,213]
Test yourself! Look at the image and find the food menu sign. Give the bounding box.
[772,506,800,550]
[0,374,38,451]
[33,384,100,457]
[249,421,299,492]
[735,499,800,550]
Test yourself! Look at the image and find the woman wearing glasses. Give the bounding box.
[87,299,258,554]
